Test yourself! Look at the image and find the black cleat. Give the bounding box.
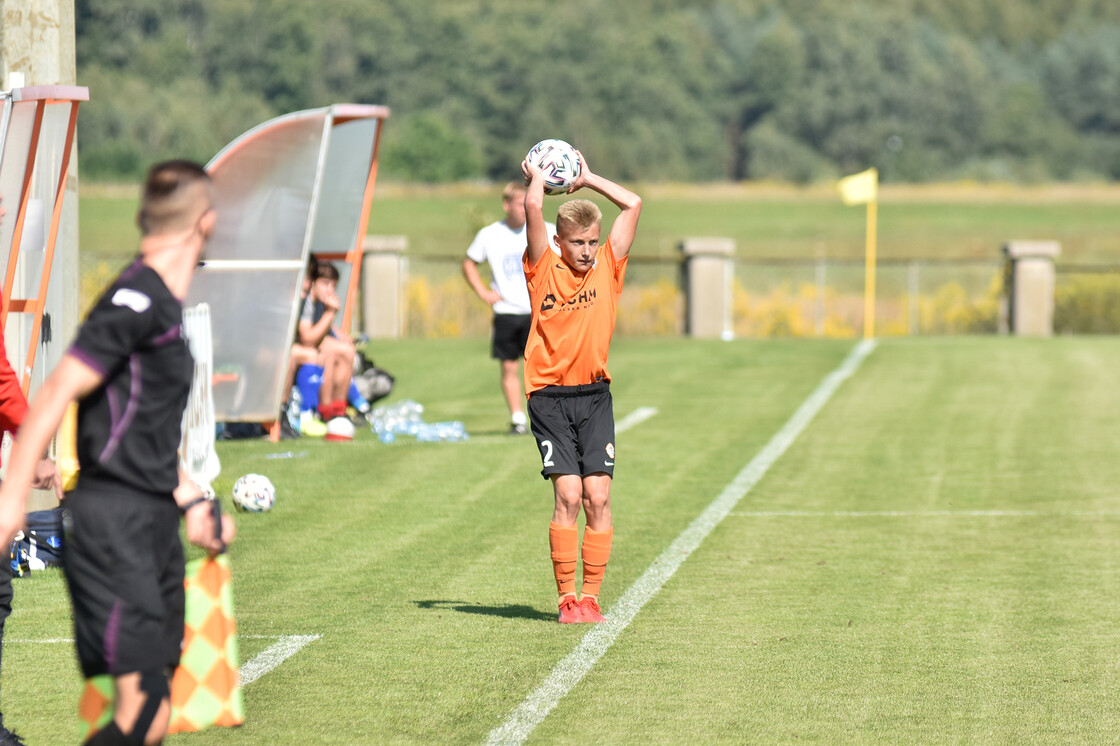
[278,406,301,440]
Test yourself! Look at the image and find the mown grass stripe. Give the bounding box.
[485,339,877,746]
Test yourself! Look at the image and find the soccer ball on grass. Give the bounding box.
[525,139,582,195]
[232,473,276,513]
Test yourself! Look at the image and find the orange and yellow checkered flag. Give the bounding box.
[77,554,244,739]
[78,675,115,741]
[169,553,244,732]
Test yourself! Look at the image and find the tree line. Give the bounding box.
[75,0,1120,183]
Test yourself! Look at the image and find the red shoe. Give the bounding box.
[558,595,582,624]
[578,596,606,623]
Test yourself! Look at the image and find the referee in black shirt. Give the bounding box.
[0,160,234,745]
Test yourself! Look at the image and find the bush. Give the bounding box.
[380,114,484,183]
[920,280,1001,334]
[745,120,837,184]
[1054,275,1120,333]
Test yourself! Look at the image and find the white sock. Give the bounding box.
[511,411,527,426]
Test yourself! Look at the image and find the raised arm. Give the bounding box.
[568,155,642,261]
[521,158,551,267]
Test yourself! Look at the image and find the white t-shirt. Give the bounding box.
[466,219,557,316]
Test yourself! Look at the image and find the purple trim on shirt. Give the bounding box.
[119,258,145,282]
[105,385,120,440]
[151,324,181,346]
[98,355,142,463]
[67,345,108,379]
[119,259,185,307]
[104,598,122,672]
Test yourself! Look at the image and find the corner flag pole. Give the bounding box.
[838,167,879,340]
[864,198,877,339]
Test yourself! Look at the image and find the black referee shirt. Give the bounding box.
[68,259,193,496]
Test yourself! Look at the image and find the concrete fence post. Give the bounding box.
[1001,240,1060,337]
[361,235,408,339]
[679,238,735,339]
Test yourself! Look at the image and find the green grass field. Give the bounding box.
[80,182,1120,262]
[5,336,1120,743]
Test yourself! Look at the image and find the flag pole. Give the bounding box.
[864,199,877,340]
[838,167,879,339]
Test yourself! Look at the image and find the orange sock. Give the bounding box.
[549,522,578,598]
[580,526,613,599]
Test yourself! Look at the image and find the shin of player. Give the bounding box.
[521,150,641,624]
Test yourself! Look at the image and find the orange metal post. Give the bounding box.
[20,99,81,392]
[340,123,384,335]
[1,100,45,330]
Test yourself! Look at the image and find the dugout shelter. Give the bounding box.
[186,103,390,427]
[0,84,86,396]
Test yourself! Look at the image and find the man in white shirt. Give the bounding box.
[462,182,556,434]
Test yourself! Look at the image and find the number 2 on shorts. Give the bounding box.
[540,439,555,468]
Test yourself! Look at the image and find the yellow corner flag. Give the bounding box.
[838,167,878,206]
[837,167,880,339]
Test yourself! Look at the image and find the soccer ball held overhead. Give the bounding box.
[526,139,582,195]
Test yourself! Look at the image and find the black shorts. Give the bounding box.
[528,382,616,479]
[62,486,184,678]
[491,314,531,360]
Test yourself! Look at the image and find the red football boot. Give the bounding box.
[558,595,582,624]
[578,596,606,623]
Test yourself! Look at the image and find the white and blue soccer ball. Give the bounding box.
[526,139,582,195]
[232,473,276,513]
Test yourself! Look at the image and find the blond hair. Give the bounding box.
[555,199,602,236]
[501,181,527,201]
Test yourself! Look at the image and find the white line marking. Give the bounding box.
[731,509,1120,518]
[453,406,660,445]
[616,406,658,433]
[238,634,321,686]
[7,633,321,689]
[486,340,877,746]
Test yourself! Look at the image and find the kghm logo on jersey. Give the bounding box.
[540,288,597,314]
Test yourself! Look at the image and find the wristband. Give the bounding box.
[179,495,212,515]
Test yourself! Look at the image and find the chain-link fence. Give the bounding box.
[384,254,1011,339]
[729,258,1004,337]
[1055,265,1120,334]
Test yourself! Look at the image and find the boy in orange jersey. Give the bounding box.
[521,151,641,624]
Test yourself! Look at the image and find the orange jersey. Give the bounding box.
[523,240,628,394]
